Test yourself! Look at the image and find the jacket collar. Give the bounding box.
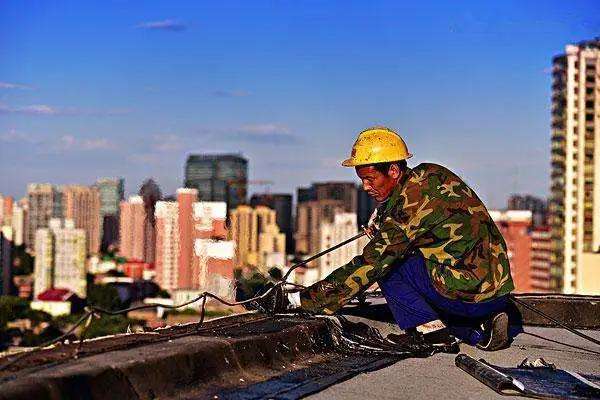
[379,166,412,217]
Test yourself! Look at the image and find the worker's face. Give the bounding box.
[356,164,401,202]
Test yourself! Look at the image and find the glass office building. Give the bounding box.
[184,154,248,211]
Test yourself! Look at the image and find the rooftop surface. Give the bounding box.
[1,295,599,399]
[308,325,600,400]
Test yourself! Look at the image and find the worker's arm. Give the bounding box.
[299,181,443,314]
[298,218,407,314]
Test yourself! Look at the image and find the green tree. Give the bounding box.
[87,284,123,311]
[11,245,34,276]
[0,296,30,328]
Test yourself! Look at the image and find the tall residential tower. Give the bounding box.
[550,38,600,294]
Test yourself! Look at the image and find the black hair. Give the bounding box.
[372,160,407,175]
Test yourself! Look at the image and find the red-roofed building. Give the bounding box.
[31,288,84,316]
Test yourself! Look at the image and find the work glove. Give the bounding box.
[246,283,291,315]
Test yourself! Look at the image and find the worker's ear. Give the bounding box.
[388,163,401,179]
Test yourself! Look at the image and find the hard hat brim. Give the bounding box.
[341,154,413,168]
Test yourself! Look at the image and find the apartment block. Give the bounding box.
[229,205,286,272]
[550,39,600,294]
[119,196,146,261]
[33,227,54,298]
[33,219,87,298]
[531,226,553,292]
[27,184,58,252]
[155,201,179,291]
[63,185,101,254]
[155,188,233,296]
[490,210,532,293]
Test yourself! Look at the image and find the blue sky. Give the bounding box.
[1,1,599,208]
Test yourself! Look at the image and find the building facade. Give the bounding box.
[155,201,179,291]
[507,194,548,228]
[0,230,13,296]
[33,227,54,298]
[295,199,345,256]
[119,196,146,261]
[27,184,58,252]
[11,204,25,246]
[184,154,248,211]
[250,193,293,253]
[155,188,233,296]
[490,210,533,293]
[550,39,600,294]
[229,205,286,271]
[531,226,553,292]
[62,185,101,254]
[139,179,161,264]
[96,177,124,250]
[52,221,87,298]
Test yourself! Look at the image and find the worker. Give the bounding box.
[254,126,514,352]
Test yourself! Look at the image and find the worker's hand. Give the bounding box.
[245,283,290,315]
[362,224,377,239]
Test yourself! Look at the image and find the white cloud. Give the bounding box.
[238,123,292,135]
[136,19,187,31]
[0,82,33,90]
[212,90,251,98]
[0,104,132,116]
[128,153,162,164]
[54,135,115,152]
[152,134,183,152]
[0,129,37,143]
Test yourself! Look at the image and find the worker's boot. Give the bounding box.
[387,328,460,355]
[476,312,510,351]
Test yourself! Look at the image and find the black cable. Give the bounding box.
[282,231,366,281]
[510,295,600,347]
[0,232,367,373]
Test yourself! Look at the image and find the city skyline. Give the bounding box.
[2,2,599,208]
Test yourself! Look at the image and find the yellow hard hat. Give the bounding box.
[341,126,412,167]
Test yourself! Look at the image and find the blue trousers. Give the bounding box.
[378,254,508,345]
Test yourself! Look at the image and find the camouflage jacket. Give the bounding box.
[300,163,514,314]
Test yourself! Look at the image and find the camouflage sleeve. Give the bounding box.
[299,215,418,314]
[299,174,448,314]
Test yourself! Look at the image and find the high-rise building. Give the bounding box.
[0,230,13,296]
[155,189,233,295]
[33,227,54,298]
[229,205,286,271]
[52,220,87,298]
[507,194,548,228]
[27,184,57,252]
[96,178,124,250]
[490,210,532,293]
[119,196,146,261]
[1,195,14,227]
[184,154,248,211]
[155,201,179,290]
[531,226,553,292]
[550,38,600,294]
[139,179,161,263]
[11,204,25,246]
[250,193,293,253]
[32,219,87,298]
[317,213,359,281]
[177,188,197,289]
[297,182,357,213]
[63,185,101,254]
[295,199,345,256]
[97,178,124,216]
